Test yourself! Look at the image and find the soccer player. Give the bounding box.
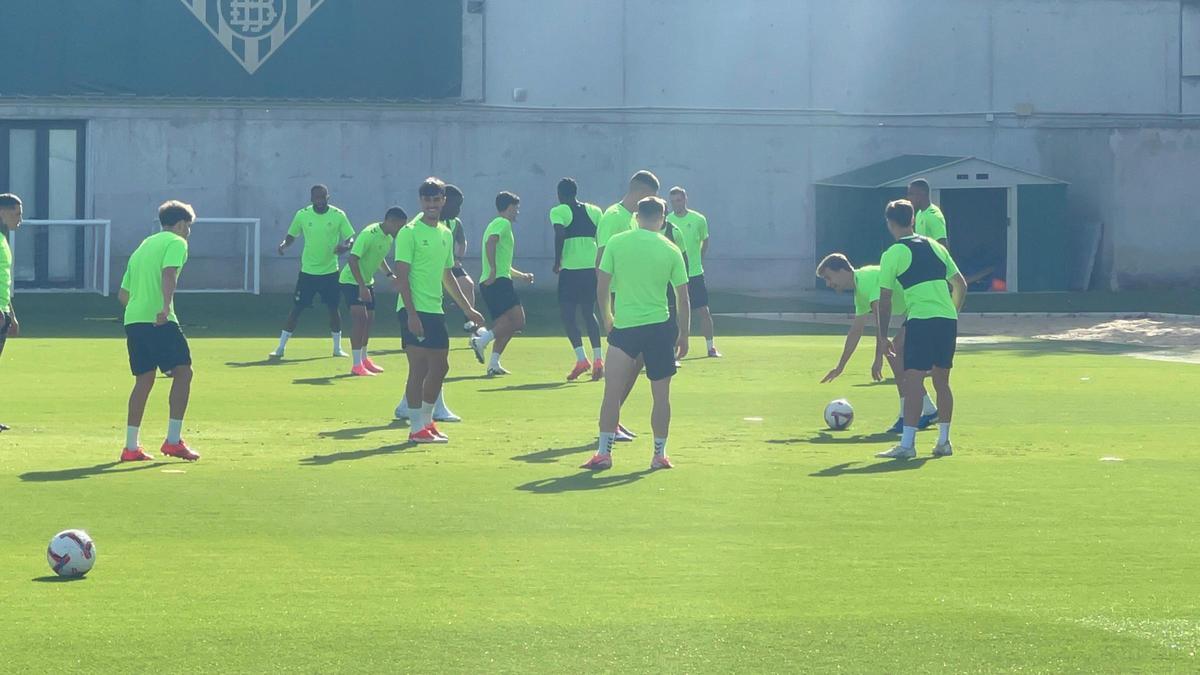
[118,201,200,462]
[908,179,949,247]
[815,253,938,431]
[667,186,721,357]
[874,200,967,460]
[395,178,485,444]
[342,207,405,376]
[581,196,690,471]
[270,184,355,358]
[550,178,605,381]
[470,192,534,376]
[443,184,479,333]
[596,170,660,266]
[0,193,23,433]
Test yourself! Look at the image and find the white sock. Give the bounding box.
[352,349,364,367]
[574,346,587,362]
[276,330,291,352]
[705,338,715,350]
[901,426,917,448]
[593,346,603,361]
[478,329,494,348]
[938,422,951,445]
[126,426,140,450]
[489,351,501,369]
[598,432,616,456]
[922,394,938,416]
[654,437,668,456]
[332,331,343,352]
[898,397,905,418]
[409,407,423,434]
[420,402,434,429]
[362,346,369,359]
[167,419,183,444]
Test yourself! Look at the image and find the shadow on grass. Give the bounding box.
[958,339,1152,358]
[293,374,356,386]
[32,575,88,583]
[442,374,491,384]
[300,441,418,466]
[481,381,568,393]
[768,432,897,446]
[511,442,595,464]
[318,420,408,440]
[810,458,934,477]
[224,356,327,368]
[19,461,162,482]
[851,379,897,387]
[517,468,655,493]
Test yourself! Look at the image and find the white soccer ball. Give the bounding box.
[824,399,854,431]
[46,529,96,578]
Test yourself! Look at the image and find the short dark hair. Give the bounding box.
[816,253,853,276]
[637,196,666,219]
[886,199,915,228]
[908,179,930,194]
[668,186,687,197]
[0,193,23,208]
[495,191,520,212]
[631,170,660,192]
[158,200,195,228]
[419,177,446,197]
[311,184,329,194]
[384,206,408,222]
[444,184,463,200]
[557,178,578,201]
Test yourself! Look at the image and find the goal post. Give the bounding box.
[152,217,261,294]
[7,220,112,296]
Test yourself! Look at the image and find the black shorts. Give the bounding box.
[125,322,192,376]
[903,318,957,371]
[688,274,710,309]
[482,277,521,319]
[607,319,678,382]
[452,264,469,279]
[0,311,11,337]
[294,272,340,309]
[341,283,376,310]
[397,308,450,351]
[557,268,597,305]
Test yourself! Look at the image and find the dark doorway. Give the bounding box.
[939,188,1008,292]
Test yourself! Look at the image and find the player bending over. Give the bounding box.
[395,178,484,444]
[875,199,966,460]
[343,207,405,376]
[816,253,938,432]
[118,201,200,462]
[470,192,534,376]
[581,196,690,471]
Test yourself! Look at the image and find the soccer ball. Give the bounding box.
[824,399,854,431]
[46,529,96,578]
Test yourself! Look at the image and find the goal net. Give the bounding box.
[8,220,111,296]
[154,218,261,294]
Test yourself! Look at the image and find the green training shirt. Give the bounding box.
[598,228,688,330]
[550,202,602,270]
[395,219,454,314]
[481,216,515,280]
[0,233,11,313]
[121,231,188,325]
[597,203,635,249]
[878,236,960,320]
[287,205,355,275]
[853,265,906,317]
[915,204,947,241]
[339,222,394,286]
[666,209,708,277]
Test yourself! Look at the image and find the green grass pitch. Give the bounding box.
[0,295,1197,672]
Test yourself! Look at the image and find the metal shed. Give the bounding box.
[815,155,1070,292]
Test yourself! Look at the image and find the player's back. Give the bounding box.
[601,228,687,328]
[122,231,188,325]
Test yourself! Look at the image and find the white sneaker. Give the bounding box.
[469,336,486,364]
[875,445,916,460]
[614,427,635,443]
[332,350,348,357]
[932,441,954,457]
[394,404,410,420]
[268,350,284,359]
[433,407,461,423]
[486,365,510,376]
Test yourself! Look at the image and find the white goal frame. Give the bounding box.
[154,217,261,295]
[7,219,112,296]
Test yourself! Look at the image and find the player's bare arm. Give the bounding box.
[823,314,868,383]
[442,269,484,327]
[158,267,179,326]
[596,270,614,334]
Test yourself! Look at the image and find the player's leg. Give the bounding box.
[645,320,678,468]
[121,324,158,460]
[581,340,640,470]
[159,323,198,460]
[271,273,313,357]
[579,270,604,379]
[0,315,6,432]
[690,275,720,357]
[560,299,589,380]
[361,303,384,374]
[348,304,372,375]
[321,274,346,356]
[877,320,932,460]
[415,312,452,441]
[488,303,524,375]
[885,326,907,433]
[929,318,958,457]
[458,269,477,330]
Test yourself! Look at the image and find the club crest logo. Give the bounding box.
[179,0,326,74]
